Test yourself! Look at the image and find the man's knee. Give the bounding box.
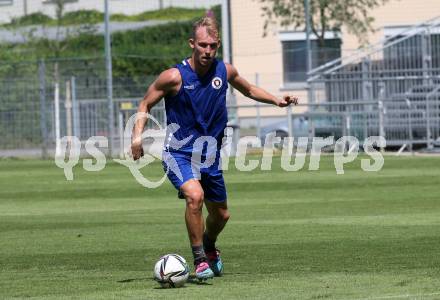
[185,189,204,212]
[212,208,230,223]
[181,179,205,212]
[220,210,230,222]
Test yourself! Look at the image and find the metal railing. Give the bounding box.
[1,77,438,157]
[308,16,440,79]
[307,15,440,149]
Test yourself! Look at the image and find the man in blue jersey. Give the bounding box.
[131,16,298,281]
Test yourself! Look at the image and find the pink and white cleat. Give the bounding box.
[195,261,214,281]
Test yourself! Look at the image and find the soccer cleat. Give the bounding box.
[205,249,224,276]
[195,261,214,281]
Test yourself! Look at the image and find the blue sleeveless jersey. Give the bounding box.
[164,58,228,155]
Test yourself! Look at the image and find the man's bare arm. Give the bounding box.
[131,68,181,160]
[225,63,298,107]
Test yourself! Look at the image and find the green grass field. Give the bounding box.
[1,156,440,299]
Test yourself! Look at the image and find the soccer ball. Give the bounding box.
[153,254,189,288]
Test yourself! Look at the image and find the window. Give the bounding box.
[0,0,13,6]
[280,32,341,83]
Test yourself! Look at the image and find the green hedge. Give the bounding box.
[0,5,222,80]
[2,7,207,27]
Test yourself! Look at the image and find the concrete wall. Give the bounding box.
[230,1,310,117]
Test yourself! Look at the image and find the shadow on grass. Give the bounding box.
[117,277,151,283]
[117,275,213,287]
[151,275,213,289]
[186,274,213,286]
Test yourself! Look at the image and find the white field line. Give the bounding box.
[353,291,440,300]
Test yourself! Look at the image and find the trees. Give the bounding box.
[41,0,96,83]
[257,0,392,46]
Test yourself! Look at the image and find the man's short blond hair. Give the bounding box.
[192,16,220,40]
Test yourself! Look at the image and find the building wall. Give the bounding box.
[230,1,310,117]
[342,0,440,56]
[0,0,221,24]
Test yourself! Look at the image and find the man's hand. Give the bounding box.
[278,95,299,107]
[131,140,144,161]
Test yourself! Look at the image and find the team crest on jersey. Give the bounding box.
[212,77,223,89]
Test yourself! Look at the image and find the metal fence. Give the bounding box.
[1,67,439,157]
[2,6,440,157]
[0,72,384,158]
[307,16,440,150]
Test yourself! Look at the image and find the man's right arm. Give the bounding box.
[131,68,181,160]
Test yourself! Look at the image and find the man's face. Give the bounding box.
[189,26,220,67]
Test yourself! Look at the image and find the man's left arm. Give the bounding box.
[225,63,298,107]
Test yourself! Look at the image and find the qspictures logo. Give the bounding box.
[55,113,386,188]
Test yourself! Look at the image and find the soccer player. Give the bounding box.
[131,16,298,281]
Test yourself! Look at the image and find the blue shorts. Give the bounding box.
[162,151,227,202]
